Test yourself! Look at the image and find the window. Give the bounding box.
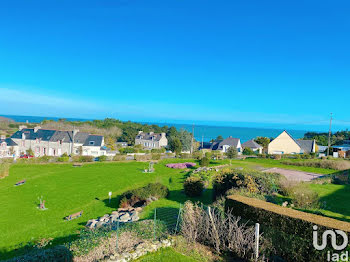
[89,141,94,145]
[59,140,63,145]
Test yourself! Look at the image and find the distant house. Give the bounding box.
[0,136,18,158]
[10,126,107,157]
[267,130,317,154]
[242,139,263,154]
[210,136,242,154]
[135,131,168,149]
[116,142,128,148]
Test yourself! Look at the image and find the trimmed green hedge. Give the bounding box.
[184,176,204,197]
[225,195,350,261]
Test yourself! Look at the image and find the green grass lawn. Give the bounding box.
[135,247,198,262]
[0,157,340,259]
[0,159,217,258]
[308,183,350,222]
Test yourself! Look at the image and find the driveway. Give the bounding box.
[262,167,324,182]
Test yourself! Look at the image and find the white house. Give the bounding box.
[135,131,168,149]
[209,136,242,154]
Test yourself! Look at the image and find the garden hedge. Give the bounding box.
[225,195,350,236]
[225,195,350,261]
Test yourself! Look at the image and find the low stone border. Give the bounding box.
[103,239,172,262]
[86,207,141,229]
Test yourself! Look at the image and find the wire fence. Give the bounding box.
[115,203,183,252]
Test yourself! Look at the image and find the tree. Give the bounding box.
[255,137,270,151]
[105,136,116,150]
[179,129,192,152]
[243,147,255,155]
[225,146,238,164]
[216,135,223,141]
[169,137,182,154]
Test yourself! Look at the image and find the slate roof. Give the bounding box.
[11,128,103,147]
[242,139,263,149]
[83,135,103,146]
[296,139,315,153]
[11,128,56,141]
[136,132,164,142]
[210,137,240,150]
[0,138,17,146]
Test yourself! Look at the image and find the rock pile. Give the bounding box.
[103,239,172,262]
[86,208,140,229]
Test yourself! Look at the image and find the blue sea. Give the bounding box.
[2,114,307,143]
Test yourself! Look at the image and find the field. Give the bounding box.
[0,157,343,259]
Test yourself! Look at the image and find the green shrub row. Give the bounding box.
[119,183,169,207]
[225,195,350,262]
[281,159,350,170]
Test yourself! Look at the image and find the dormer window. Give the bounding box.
[89,141,94,145]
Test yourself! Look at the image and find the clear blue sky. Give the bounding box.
[1,0,349,131]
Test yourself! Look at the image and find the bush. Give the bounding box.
[98,155,107,162]
[184,176,204,197]
[179,153,192,159]
[151,153,161,160]
[57,156,69,162]
[225,195,350,262]
[243,147,255,155]
[113,154,126,161]
[119,147,137,154]
[213,169,280,200]
[280,159,350,170]
[290,184,320,209]
[199,157,210,167]
[134,154,152,161]
[151,148,166,153]
[119,183,169,207]
[75,156,93,162]
[0,163,10,178]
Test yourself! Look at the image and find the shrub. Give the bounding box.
[151,148,166,153]
[213,169,280,200]
[280,159,350,170]
[181,201,256,258]
[119,147,136,154]
[113,154,126,161]
[179,153,192,159]
[151,153,161,160]
[166,162,196,169]
[119,183,169,207]
[290,184,320,209]
[243,147,255,155]
[57,156,69,162]
[225,195,350,262]
[78,156,94,162]
[184,176,204,197]
[199,157,210,167]
[98,155,107,162]
[0,163,10,178]
[134,154,152,161]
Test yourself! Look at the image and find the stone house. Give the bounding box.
[209,136,242,154]
[10,126,106,157]
[0,135,19,158]
[242,139,263,154]
[135,131,168,149]
[268,130,317,155]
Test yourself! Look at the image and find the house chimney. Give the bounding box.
[138,131,143,135]
[34,126,41,133]
[73,129,79,137]
[19,125,27,131]
[0,135,5,140]
[149,132,154,135]
[161,133,166,137]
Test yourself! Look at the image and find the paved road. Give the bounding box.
[262,167,324,182]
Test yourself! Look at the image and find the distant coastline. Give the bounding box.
[1,114,308,143]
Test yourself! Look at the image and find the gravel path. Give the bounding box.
[262,167,324,182]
